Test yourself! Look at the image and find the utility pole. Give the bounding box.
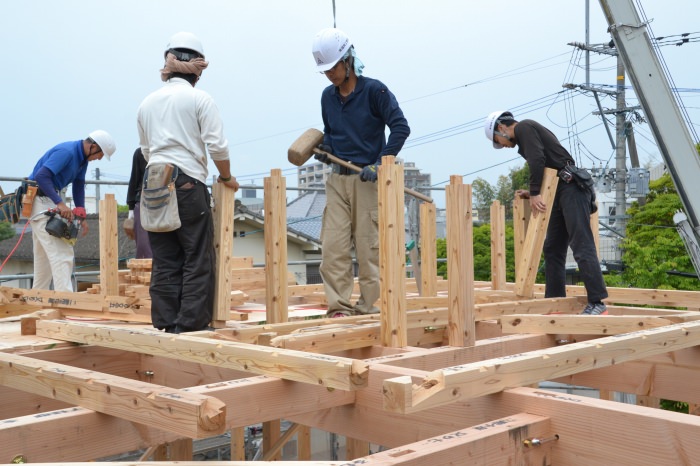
[614,57,627,260]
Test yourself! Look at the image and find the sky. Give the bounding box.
[1,0,698,209]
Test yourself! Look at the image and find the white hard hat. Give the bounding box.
[312,28,352,72]
[88,130,116,160]
[484,110,513,149]
[165,31,205,59]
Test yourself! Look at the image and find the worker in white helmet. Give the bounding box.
[311,28,411,317]
[484,111,608,315]
[137,32,239,334]
[26,130,116,291]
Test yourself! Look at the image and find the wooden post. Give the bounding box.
[230,427,246,461]
[512,196,531,286]
[212,182,236,325]
[378,156,407,347]
[98,193,119,296]
[445,176,475,347]
[346,437,370,459]
[263,419,281,461]
[297,425,311,460]
[490,200,506,290]
[264,169,289,324]
[515,168,558,298]
[420,202,437,297]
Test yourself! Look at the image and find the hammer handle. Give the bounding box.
[314,149,434,203]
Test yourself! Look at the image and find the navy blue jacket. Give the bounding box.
[321,76,410,165]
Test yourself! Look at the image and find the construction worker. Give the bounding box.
[137,32,239,334]
[27,130,116,291]
[484,111,608,315]
[123,147,152,259]
[311,28,410,317]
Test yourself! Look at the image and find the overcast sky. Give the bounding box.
[1,0,697,208]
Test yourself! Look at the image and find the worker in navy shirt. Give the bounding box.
[311,28,410,317]
[27,130,116,291]
[124,147,152,259]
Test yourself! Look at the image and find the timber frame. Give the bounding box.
[2,171,700,465]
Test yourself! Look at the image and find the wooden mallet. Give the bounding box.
[288,128,433,203]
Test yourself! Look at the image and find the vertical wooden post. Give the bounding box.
[263,419,281,461]
[230,427,246,461]
[378,155,407,347]
[515,168,559,298]
[169,439,193,460]
[212,182,236,326]
[264,169,289,324]
[512,197,531,286]
[420,202,437,297]
[99,193,119,296]
[346,437,370,459]
[297,425,311,460]
[490,200,506,290]
[445,176,475,347]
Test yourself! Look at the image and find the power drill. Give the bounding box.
[44,210,81,246]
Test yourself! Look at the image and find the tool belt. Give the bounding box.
[557,165,598,214]
[331,162,367,175]
[140,163,181,232]
[0,179,38,223]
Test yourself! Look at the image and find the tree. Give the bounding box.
[0,222,14,241]
[616,173,700,290]
[471,178,495,223]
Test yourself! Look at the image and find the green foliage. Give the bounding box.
[660,399,688,413]
[472,178,496,222]
[117,204,129,213]
[618,173,700,290]
[0,221,15,241]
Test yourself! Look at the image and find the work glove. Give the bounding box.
[72,207,86,220]
[314,144,333,165]
[360,163,379,183]
[123,210,135,240]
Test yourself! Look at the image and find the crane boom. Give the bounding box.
[598,0,700,275]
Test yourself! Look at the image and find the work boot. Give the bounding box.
[327,309,354,318]
[581,302,608,315]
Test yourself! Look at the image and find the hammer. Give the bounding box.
[288,128,433,203]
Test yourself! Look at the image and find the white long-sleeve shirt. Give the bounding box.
[137,77,229,184]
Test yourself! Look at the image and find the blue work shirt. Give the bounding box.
[321,76,410,165]
[28,140,88,206]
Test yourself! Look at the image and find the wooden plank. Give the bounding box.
[263,169,288,323]
[383,320,700,413]
[230,427,246,461]
[419,202,438,297]
[512,196,530,286]
[353,413,551,466]
[501,314,683,335]
[99,194,120,296]
[231,256,253,268]
[490,200,506,290]
[514,168,558,298]
[212,182,236,324]
[262,419,281,461]
[379,156,408,347]
[35,320,368,390]
[297,424,311,460]
[346,437,369,460]
[445,176,475,346]
[0,352,226,438]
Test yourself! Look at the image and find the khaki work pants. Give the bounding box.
[320,173,379,314]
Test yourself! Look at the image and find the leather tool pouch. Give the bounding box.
[140,163,181,232]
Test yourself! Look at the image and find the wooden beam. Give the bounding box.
[0,352,225,438]
[212,181,236,324]
[512,196,530,286]
[263,169,288,323]
[490,200,506,290]
[346,437,370,460]
[383,321,700,413]
[99,193,119,296]
[35,320,368,390]
[501,314,689,335]
[419,202,437,297]
[379,156,408,347]
[352,413,551,465]
[297,425,311,460]
[514,168,558,298]
[262,419,281,461]
[230,427,246,461]
[445,176,475,346]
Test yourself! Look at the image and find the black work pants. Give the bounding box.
[148,174,215,331]
[543,182,608,303]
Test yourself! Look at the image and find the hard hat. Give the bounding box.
[484,111,514,149]
[165,31,205,59]
[88,130,116,161]
[312,28,352,72]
